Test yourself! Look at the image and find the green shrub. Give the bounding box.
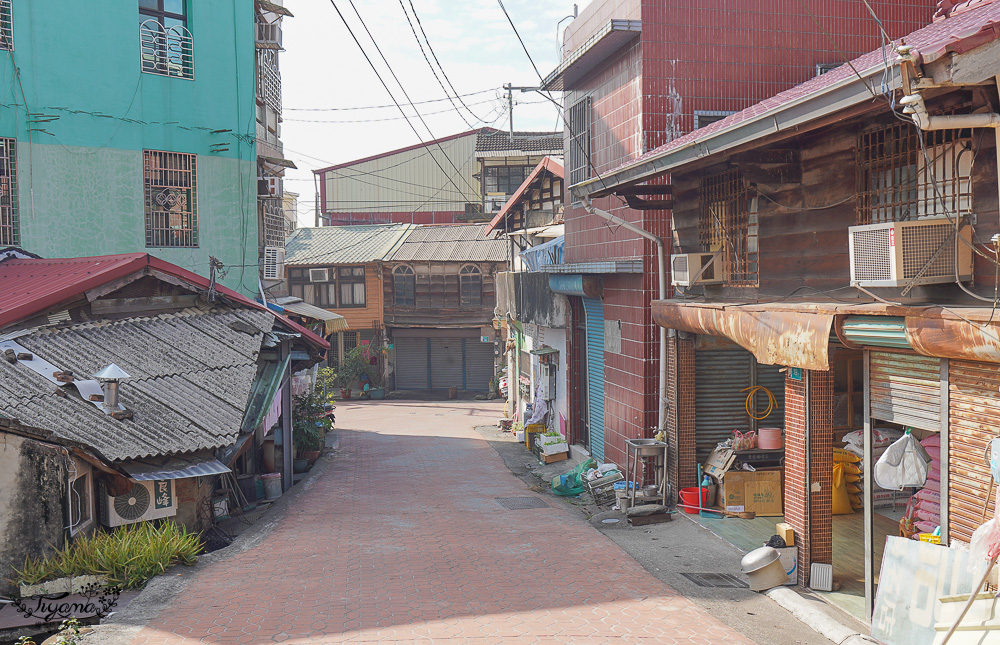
[14,521,202,589]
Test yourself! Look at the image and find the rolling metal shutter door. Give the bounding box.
[756,364,786,426]
[394,337,429,390]
[696,350,752,462]
[948,360,997,543]
[430,338,464,389]
[583,297,605,461]
[869,351,941,431]
[464,339,495,391]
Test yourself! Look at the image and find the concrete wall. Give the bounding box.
[1,0,257,294]
[174,476,215,532]
[0,433,68,595]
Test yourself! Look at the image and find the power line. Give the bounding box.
[283,97,523,124]
[285,88,499,112]
[495,0,544,82]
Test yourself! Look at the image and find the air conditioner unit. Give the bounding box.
[257,176,280,197]
[671,253,723,286]
[848,219,973,287]
[308,268,329,282]
[99,481,177,527]
[262,246,285,280]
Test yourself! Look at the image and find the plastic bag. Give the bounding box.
[990,438,1000,483]
[969,517,1000,572]
[551,458,597,496]
[874,430,931,490]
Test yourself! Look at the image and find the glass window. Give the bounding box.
[460,265,482,306]
[485,166,532,196]
[288,265,362,308]
[139,0,193,79]
[393,265,415,306]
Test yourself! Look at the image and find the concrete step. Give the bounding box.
[933,592,1000,645]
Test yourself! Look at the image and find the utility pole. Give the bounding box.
[504,83,543,145]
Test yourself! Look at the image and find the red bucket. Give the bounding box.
[678,487,710,513]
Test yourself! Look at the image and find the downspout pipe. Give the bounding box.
[581,197,668,435]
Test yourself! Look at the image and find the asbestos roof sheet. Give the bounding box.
[284,224,413,266]
[388,225,509,262]
[0,307,272,462]
[475,130,563,155]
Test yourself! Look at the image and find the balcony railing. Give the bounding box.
[256,22,282,49]
[140,20,194,80]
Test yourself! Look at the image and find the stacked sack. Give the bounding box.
[907,434,942,536]
[839,427,904,510]
[832,448,862,514]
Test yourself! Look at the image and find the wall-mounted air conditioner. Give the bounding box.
[671,253,723,286]
[258,176,280,197]
[849,219,973,287]
[99,481,177,527]
[262,246,285,280]
[308,268,329,282]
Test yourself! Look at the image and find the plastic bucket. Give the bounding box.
[759,427,783,450]
[262,473,282,500]
[678,487,710,513]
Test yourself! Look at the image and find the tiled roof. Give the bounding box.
[585,0,1000,190]
[0,307,272,461]
[284,224,413,266]
[389,225,508,262]
[475,130,563,154]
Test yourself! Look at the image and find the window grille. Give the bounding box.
[140,19,193,79]
[699,168,756,286]
[856,123,972,225]
[568,97,591,186]
[393,265,415,306]
[262,199,285,248]
[0,138,17,246]
[257,49,281,114]
[0,0,13,51]
[144,150,198,247]
[459,265,483,306]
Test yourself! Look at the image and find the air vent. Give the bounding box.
[262,246,285,280]
[848,219,973,287]
[671,253,723,286]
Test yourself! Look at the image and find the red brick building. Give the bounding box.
[546,0,931,471]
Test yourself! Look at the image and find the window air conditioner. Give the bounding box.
[848,219,973,287]
[308,268,329,282]
[262,246,285,280]
[258,176,280,197]
[99,481,177,527]
[671,253,723,286]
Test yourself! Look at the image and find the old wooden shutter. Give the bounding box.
[948,359,998,544]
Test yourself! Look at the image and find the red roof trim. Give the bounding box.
[484,156,564,236]
[313,128,495,175]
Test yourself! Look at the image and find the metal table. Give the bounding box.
[624,438,669,508]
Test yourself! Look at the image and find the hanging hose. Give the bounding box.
[741,386,775,420]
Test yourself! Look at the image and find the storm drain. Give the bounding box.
[679,573,749,588]
[494,496,549,510]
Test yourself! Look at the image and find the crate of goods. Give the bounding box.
[540,438,569,456]
[588,471,624,505]
[872,491,895,509]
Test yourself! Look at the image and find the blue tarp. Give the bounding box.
[520,235,564,271]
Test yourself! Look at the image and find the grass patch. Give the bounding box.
[14,521,203,589]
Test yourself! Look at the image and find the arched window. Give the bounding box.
[393,265,415,306]
[459,265,482,306]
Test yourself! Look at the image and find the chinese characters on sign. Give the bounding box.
[154,479,172,510]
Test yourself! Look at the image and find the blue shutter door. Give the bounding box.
[583,297,605,461]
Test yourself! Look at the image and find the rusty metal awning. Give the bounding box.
[652,300,834,370]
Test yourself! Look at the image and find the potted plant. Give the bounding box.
[293,391,331,463]
[336,345,371,399]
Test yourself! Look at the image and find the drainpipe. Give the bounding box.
[581,197,668,434]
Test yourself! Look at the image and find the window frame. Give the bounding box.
[143,149,198,248]
[0,0,13,52]
[0,137,18,246]
[139,1,193,79]
[568,96,592,187]
[392,264,416,306]
[287,265,365,309]
[698,168,757,287]
[484,165,532,196]
[337,266,366,308]
[459,264,483,307]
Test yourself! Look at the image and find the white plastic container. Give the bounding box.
[741,546,789,591]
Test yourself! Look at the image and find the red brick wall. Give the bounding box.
[783,365,834,585]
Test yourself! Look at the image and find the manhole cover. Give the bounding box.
[679,573,749,588]
[601,518,621,524]
[494,496,549,510]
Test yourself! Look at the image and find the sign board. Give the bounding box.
[481,335,490,343]
[872,537,984,645]
[154,480,173,510]
[788,367,802,380]
[722,470,783,516]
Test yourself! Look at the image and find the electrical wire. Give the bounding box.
[286,88,499,111]
[284,97,524,124]
[495,0,544,82]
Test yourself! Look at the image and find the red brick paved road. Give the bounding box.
[130,401,757,644]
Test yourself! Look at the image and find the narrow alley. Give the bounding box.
[92,400,811,645]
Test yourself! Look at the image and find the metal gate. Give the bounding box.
[869,351,941,431]
[394,337,429,390]
[583,297,605,461]
[695,349,785,462]
[948,360,996,543]
[464,339,495,391]
[430,338,464,389]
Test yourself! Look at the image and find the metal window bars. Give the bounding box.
[568,97,591,186]
[699,168,756,286]
[856,122,972,226]
[0,138,17,246]
[0,0,13,51]
[144,150,198,248]
[256,50,282,114]
[139,19,194,80]
[262,199,285,248]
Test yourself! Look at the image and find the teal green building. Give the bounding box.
[0,0,258,294]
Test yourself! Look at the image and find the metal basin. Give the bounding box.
[626,438,667,457]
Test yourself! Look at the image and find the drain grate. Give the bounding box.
[494,496,549,510]
[679,573,749,588]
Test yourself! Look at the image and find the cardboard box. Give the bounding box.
[542,451,568,464]
[540,441,569,456]
[775,522,795,547]
[722,471,783,516]
[775,546,797,585]
[703,446,737,482]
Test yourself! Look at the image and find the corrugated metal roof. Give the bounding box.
[0,307,272,462]
[389,225,509,262]
[284,224,413,266]
[475,130,563,155]
[121,457,231,481]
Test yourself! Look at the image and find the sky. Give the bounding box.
[280,0,578,226]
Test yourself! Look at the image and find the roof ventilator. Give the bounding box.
[94,364,131,417]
